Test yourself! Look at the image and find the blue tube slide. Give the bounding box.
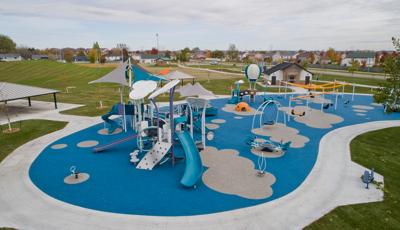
[176,131,203,187]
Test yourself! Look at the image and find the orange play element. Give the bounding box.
[235,102,251,112]
[159,68,170,75]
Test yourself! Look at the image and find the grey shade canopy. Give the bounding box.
[0,82,58,102]
[89,62,129,86]
[164,70,195,80]
[177,83,215,97]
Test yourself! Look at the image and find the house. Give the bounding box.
[131,53,142,62]
[296,52,318,64]
[279,51,298,61]
[191,52,207,61]
[104,54,121,62]
[264,62,313,85]
[0,53,22,62]
[341,51,375,67]
[140,54,163,64]
[73,55,89,63]
[31,54,49,60]
[155,57,171,66]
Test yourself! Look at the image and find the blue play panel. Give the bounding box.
[29,94,400,216]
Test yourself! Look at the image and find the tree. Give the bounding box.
[265,56,272,66]
[76,48,86,57]
[191,47,200,53]
[88,42,101,63]
[0,34,16,53]
[177,47,191,62]
[348,59,360,76]
[122,48,129,62]
[300,60,309,69]
[211,50,224,59]
[226,44,239,61]
[309,52,316,64]
[16,46,35,59]
[326,47,340,64]
[165,50,171,58]
[374,37,400,112]
[361,60,367,67]
[99,55,106,64]
[150,48,158,55]
[63,49,74,63]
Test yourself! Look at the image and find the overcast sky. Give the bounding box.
[1,0,399,51]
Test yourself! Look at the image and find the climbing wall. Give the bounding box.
[136,142,172,170]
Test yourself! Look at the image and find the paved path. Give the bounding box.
[1,105,396,229]
[0,100,84,125]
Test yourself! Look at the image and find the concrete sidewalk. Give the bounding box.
[0,99,84,125]
[0,114,394,229]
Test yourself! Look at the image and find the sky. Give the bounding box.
[0,0,399,51]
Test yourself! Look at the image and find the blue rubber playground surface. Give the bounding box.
[29,94,400,216]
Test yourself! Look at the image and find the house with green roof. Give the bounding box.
[140,54,165,64]
[341,51,375,67]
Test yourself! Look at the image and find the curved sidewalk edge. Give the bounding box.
[0,120,398,230]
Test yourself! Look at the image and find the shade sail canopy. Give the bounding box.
[132,64,166,83]
[176,83,215,97]
[164,70,195,80]
[89,62,129,86]
[0,82,59,102]
[129,80,158,100]
[148,79,181,99]
[89,62,165,86]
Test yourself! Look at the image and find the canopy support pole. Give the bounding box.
[53,93,58,109]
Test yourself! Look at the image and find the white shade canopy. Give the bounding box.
[148,79,180,99]
[164,70,195,80]
[129,80,158,100]
[177,83,215,97]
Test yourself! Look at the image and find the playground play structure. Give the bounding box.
[248,99,290,174]
[94,62,219,188]
[228,64,263,104]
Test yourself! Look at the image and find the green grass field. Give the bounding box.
[0,60,122,116]
[0,120,67,162]
[317,74,385,86]
[307,127,400,229]
[0,61,292,116]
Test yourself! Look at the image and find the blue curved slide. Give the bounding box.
[176,131,203,187]
[101,104,121,134]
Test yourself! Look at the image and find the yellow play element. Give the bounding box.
[290,90,339,100]
[283,81,349,90]
[235,102,251,112]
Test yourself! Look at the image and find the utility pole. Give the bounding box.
[117,43,127,63]
[156,33,159,58]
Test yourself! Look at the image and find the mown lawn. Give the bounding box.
[317,74,385,86]
[0,60,121,116]
[0,61,291,116]
[307,127,400,229]
[0,120,67,163]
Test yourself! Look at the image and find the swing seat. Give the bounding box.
[264,120,275,125]
[261,146,274,152]
[279,141,291,151]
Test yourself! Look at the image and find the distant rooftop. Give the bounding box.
[346,51,375,59]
